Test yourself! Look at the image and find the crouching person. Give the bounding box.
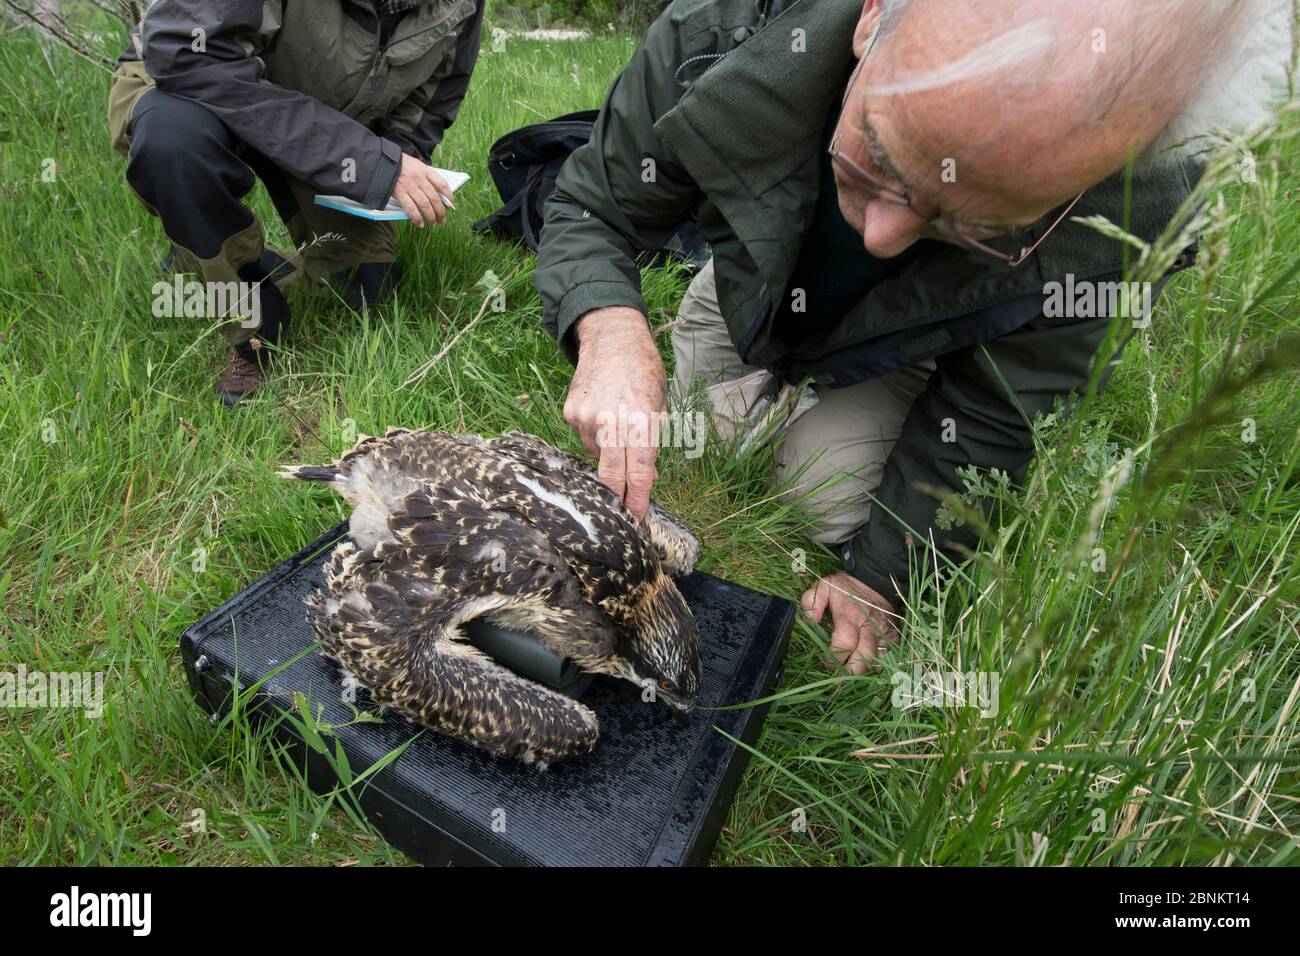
[108,0,486,405]
[534,0,1289,671]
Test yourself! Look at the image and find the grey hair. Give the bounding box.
[871,0,1296,163]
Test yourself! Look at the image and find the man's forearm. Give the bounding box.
[574,306,649,349]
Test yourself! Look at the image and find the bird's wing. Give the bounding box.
[296,427,682,621]
[383,491,620,666]
[311,534,605,765]
[468,444,663,620]
[491,431,701,575]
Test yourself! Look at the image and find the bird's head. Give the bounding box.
[618,573,700,715]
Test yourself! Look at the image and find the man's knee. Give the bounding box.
[775,447,877,544]
[675,260,718,323]
[126,91,250,196]
[124,91,259,262]
[772,363,934,541]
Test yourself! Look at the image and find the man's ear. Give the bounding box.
[852,0,884,58]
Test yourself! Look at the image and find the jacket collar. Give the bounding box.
[348,0,473,63]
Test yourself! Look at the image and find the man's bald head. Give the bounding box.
[833,0,1292,257]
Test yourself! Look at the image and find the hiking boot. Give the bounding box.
[214,347,264,407]
[214,275,290,408]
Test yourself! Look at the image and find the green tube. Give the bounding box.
[463,619,593,697]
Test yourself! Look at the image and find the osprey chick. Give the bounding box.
[280,429,701,766]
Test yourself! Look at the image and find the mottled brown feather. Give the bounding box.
[281,429,701,765]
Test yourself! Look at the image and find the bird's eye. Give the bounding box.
[658,679,673,691]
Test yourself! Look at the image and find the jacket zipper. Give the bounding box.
[369,6,467,91]
[370,41,384,91]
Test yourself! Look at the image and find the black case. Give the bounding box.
[180,523,794,866]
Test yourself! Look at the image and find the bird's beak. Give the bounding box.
[659,691,697,720]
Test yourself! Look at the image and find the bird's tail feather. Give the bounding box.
[277,464,341,482]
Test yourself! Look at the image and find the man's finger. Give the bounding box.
[874,618,900,655]
[802,578,831,623]
[419,182,447,224]
[623,445,656,519]
[410,187,439,227]
[425,170,453,204]
[826,614,860,670]
[567,399,600,456]
[394,191,423,226]
[849,624,878,675]
[413,176,447,224]
[596,442,628,505]
[406,189,432,227]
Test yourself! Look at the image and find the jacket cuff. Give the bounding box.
[363,137,404,209]
[555,281,649,364]
[843,531,906,611]
[387,126,444,164]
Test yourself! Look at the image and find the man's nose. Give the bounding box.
[860,199,925,259]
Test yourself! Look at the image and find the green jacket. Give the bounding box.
[535,0,1201,603]
[120,0,485,209]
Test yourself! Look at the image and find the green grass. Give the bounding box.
[1,15,1297,866]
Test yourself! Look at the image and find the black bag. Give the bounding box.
[472,109,709,266]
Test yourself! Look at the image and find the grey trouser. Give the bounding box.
[671,260,934,544]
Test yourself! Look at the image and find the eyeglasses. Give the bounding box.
[828,42,1084,268]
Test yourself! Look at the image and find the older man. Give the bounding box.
[535,0,1288,671]
[109,0,485,404]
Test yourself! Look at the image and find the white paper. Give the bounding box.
[314,167,470,221]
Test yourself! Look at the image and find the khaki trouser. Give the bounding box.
[672,260,934,544]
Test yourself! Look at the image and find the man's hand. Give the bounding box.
[392,154,452,227]
[802,572,898,675]
[565,306,666,519]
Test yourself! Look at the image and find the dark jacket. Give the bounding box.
[119,0,485,209]
[534,0,1201,603]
